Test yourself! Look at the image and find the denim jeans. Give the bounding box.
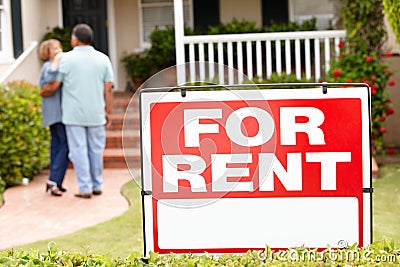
[65,125,105,192]
[49,123,69,186]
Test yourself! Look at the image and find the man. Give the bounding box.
[41,23,114,199]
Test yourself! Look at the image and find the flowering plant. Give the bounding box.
[326,42,395,154]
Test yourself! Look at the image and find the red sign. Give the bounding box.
[140,88,372,255]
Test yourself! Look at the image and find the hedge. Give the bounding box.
[0,81,50,194]
[1,240,399,266]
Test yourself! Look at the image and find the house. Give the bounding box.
[0,0,342,90]
[1,0,399,147]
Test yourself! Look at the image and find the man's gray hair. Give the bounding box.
[72,23,93,44]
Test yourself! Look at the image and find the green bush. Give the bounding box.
[383,0,400,44]
[42,26,73,52]
[0,81,50,189]
[326,44,395,153]
[208,18,261,34]
[327,0,395,154]
[340,0,386,55]
[1,240,399,266]
[121,50,154,79]
[207,17,317,35]
[257,72,313,84]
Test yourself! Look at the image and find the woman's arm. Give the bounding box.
[40,80,61,97]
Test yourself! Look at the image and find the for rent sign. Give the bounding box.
[140,87,372,255]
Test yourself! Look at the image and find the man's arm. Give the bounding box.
[40,80,61,97]
[104,81,114,127]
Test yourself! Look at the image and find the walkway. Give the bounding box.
[0,168,140,250]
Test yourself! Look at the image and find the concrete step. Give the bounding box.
[108,113,140,131]
[102,91,141,169]
[103,148,141,169]
[106,130,140,149]
[112,92,138,114]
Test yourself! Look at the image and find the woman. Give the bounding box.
[38,39,69,196]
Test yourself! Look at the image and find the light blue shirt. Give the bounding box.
[57,46,114,126]
[39,61,62,127]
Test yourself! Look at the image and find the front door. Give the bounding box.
[261,0,289,26]
[62,0,108,54]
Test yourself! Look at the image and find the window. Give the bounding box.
[0,0,12,63]
[139,0,192,47]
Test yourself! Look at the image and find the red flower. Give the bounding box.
[346,79,353,83]
[385,107,394,115]
[339,53,346,58]
[365,56,373,62]
[384,69,390,73]
[386,52,393,57]
[379,116,385,122]
[360,77,367,83]
[380,127,387,133]
[388,80,395,86]
[370,75,376,82]
[338,41,345,49]
[388,148,395,155]
[370,85,376,95]
[333,69,341,78]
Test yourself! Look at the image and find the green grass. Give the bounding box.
[12,164,400,258]
[373,164,400,243]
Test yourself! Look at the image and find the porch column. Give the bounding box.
[173,0,186,85]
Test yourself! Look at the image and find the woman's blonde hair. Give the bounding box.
[38,39,62,61]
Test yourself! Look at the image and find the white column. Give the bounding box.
[174,0,186,85]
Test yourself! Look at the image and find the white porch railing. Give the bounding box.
[177,30,346,84]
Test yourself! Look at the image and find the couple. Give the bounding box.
[39,23,114,199]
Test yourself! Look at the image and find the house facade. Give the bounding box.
[1,0,399,147]
[0,0,341,90]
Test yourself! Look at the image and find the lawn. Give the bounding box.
[13,164,400,258]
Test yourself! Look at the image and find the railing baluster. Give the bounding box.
[218,41,224,84]
[266,40,272,79]
[314,39,321,81]
[246,41,253,80]
[227,41,234,84]
[276,40,282,75]
[295,39,301,79]
[256,40,262,81]
[285,39,291,75]
[208,42,215,81]
[305,39,311,80]
[198,42,205,81]
[334,38,340,59]
[189,43,196,83]
[324,38,330,73]
[237,42,244,83]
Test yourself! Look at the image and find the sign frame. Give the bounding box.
[138,83,373,256]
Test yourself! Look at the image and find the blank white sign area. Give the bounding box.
[157,197,359,249]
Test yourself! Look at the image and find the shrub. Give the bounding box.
[147,26,179,69]
[326,43,395,153]
[121,50,154,79]
[1,239,399,266]
[340,0,386,55]
[254,72,314,89]
[257,72,313,84]
[0,81,50,189]
[208,18,261,34]
[383,0,400,43]
[42,26,72,52]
